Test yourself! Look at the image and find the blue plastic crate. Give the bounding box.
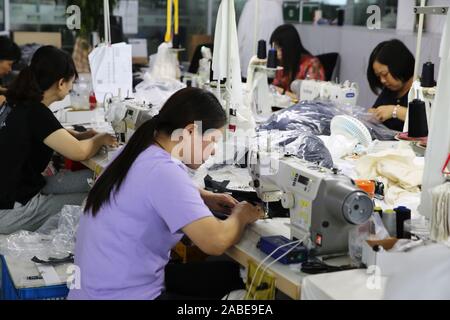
[1,256,69,300]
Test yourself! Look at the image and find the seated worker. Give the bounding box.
[0,36,21,105]
[69,88,263,300]
[0,46,116,235]
[270,24,325,96]
[367,39,415,131]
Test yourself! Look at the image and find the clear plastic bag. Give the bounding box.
[348,223,370,266]
[258,100,397,141]
[0,206,83,260]
[256,130,334,168]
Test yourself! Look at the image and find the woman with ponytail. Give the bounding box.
[69,87,263,300]
[0,46,116,234]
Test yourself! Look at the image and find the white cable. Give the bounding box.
[256,238,306,286]
[245,233,309,300]
[254,233,310,298]
[245,239,301,300]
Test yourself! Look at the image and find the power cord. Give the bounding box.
[245,233,310,300]
[301,258,359,275]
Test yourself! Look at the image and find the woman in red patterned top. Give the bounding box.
[270,24,325,96]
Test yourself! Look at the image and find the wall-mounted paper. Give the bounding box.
[89,43,133,102]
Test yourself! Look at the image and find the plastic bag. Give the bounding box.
[256,130,334,168]
[0,206,83,260]
[258,100,339,135]
[348,223,370,266]
[134,72,185,110]
[258,100,397,141]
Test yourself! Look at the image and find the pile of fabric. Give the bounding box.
[256,100,397,168]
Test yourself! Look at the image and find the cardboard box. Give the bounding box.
[362,238,407,276]
[13,31,62,48]
[188,34,213,63]
[129,38,149,65]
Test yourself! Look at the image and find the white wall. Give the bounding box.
[295,24,443,108]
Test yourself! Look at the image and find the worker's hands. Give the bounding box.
[232,201,265,224]
[201,190,239,214]
[73,129,98,141]
[97,133,118,147]
[368,105,395,122]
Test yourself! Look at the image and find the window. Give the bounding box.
[285,0,399,28]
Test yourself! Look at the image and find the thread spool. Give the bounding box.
[408,99,428,138]
[382,209,397,237]
[267,47,277,69]
[374,207,383,219]
[257,40,267,60]
[394,206,412,239]
[337,9,345,26]
[172,34,181,49]
[421,62,436,88]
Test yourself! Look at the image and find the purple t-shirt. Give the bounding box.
[68,145,212,300]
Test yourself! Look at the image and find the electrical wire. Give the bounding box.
[245,233,309,300]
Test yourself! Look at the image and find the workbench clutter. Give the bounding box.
[0,206,82,300]
[355,148,424,206]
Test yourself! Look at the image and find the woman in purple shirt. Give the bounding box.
[69,88,262,300]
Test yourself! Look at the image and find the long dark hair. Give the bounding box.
[7,46,78,106]
[85,87,227,216]
[270,24,311,82]
[0,36,21,61]
[367,39,415,95]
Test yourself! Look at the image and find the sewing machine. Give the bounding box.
[106,98,154,144]
[248,150,373,256]
[291,79,359,107]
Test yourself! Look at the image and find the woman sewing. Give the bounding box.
[0,46,116,234]
[367,39,415,132]
[69,87,263,300]
[270,24,325,96]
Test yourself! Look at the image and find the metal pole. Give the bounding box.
[253,0,259,58]
[207,0,213,35]
[414,0,427,80]
[225,0,233,141]
[4,0,10,34]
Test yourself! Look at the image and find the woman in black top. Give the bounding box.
[367,39,415,132]
[0,46,116,234]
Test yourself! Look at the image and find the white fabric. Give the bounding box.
[420,12,450,219]
[150,42,180,80]
[301,269,387,300]
[430,183,450,241]
[384,244,450,300]
[237,0,283,77]
[212,0,255,133]
[356,148,423,206]
[134,72,185,110]
[356,149,423,189]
